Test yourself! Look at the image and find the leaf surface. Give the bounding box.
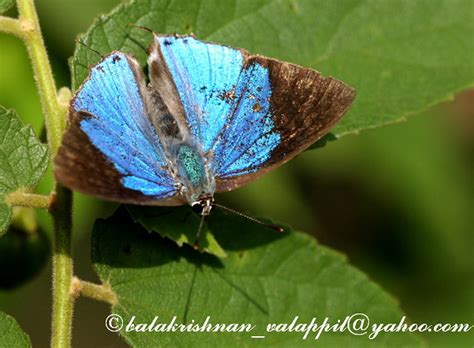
[0,106,49,235]
[0,0,14,14]
[92,208,425,347]
[0,311,31,348]
[127,205,226,257]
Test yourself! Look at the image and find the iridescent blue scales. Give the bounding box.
[55,34,356,207]
[158,36,279,176]
[73,52,175,198]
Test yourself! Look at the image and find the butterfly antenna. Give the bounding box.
[193,214,206,250]
[76,40,104,58]
[128,23,153,33]
[213,203,284,233]
[124,24,153,54]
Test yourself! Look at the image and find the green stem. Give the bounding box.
[16,0,66,155]
[11,0,73,347]
[0,16,24,38]
[50,185,73,348]
[71,277,118,306]
[5,191,52,209]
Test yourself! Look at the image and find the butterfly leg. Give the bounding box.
[192,214,206,250]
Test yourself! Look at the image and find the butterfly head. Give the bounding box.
[191,195,214,216]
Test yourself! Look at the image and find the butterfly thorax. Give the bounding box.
[176,145,205,186]
[146,86,216,206]
[171,142,216,206]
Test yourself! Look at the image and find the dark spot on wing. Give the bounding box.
[164,39,172,46]
[97,66,104,73]
[112,55,121,63]
[256,86,262,92]
[219,89,236,103]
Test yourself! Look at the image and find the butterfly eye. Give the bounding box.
[191,202,204,214]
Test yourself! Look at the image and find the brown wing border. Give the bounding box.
[216,55,355,192]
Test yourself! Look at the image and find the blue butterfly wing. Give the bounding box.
[154,36,244,153]
[55,52,181,204]
[211,61,279,178]
[151,35,355,192]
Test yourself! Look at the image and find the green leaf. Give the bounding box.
[71,0,474,141]
[0,311,31,348]
[127,205,226,258]
[92,208,425,347]
[0,106,49,236]
[0,0,14,14]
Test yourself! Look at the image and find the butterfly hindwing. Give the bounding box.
[55,52,182,205]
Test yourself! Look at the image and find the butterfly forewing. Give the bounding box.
[150,35,248,153]
[55,52,182,205]
[215,55,356,192]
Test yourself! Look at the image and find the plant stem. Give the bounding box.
[12,0,74,347]
[5,191,52,209]
[50,185,73,348]
[0,16,24,38]
[71,277,118,306]
[16,0,66,155]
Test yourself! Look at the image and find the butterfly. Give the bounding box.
[55,33,355,235]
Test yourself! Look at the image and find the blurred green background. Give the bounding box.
[0,0,472,347]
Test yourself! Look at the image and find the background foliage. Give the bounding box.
[0,0,472,347]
